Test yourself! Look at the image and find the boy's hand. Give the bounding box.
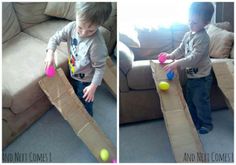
[163,60,179,71]
[44,49,55,69]
[165,54,172,60]
[157,52,171,59]
[83,83,97,102]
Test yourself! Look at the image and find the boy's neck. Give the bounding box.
[191,27,205,34]
[77,29,98,39]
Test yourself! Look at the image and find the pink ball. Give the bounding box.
[158,53,167,64]
[112,159,117,163]
[45,65,55,77]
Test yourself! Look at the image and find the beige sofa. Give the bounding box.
[2,2,117,148]
[119,22,234,124]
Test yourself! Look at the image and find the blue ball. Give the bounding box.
[166,71,175,80]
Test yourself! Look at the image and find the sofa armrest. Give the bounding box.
[119,70,129,92]
[230,43,234,59]
[119,41,134,75]
[2,86,12,108]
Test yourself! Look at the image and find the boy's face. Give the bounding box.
[76,18,98,38]
[189,14,206,32]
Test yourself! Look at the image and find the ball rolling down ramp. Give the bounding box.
[150,60,205,163]
[39,68,116,163]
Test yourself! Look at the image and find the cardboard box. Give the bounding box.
[39,68,116,163]
[212,61,234,111]
[150,60,205,163]
[103,56,117,98]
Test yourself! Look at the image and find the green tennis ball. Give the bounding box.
[100,148,109,161]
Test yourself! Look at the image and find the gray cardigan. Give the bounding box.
[47,21,107,86]
[170,29,212,78]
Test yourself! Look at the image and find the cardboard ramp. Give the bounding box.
[150,60,205,163]
[212,61,234,111]
[39,68,116,163]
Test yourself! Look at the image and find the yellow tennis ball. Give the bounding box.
[158,81,170,91]
[100,148,109,161]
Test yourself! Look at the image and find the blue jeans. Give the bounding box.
[185,72,213,130]
[69,78,93,117]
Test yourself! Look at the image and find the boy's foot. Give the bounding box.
[198,126,212,134]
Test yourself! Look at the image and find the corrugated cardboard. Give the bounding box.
[103,56,117,98]
[150,60,205,163]
[212,61,234,111]
[39,68,116,163]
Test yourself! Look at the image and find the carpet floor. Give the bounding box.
[120,109,234,163]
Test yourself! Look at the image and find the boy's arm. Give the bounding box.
[46,22,74,52]
[168,32,188,60]
[177,36,209,69]
[82,42,107,102]
[89,43,107,86]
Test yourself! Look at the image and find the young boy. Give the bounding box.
[163,2,214,134]
[44,2,112,116]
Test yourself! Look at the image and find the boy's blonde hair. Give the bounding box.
[189,2,214,24]
[76,2,112,25]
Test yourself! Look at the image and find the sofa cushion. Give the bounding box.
[44,2,75,21]
[2,32,67,114]
[103,3,117,32]
[2,2,21,43]
[131,27,173,60]
[13,2,50,30]
[24,19,70,43]
[24,19,70,54]
[24,20,111,55]
[137,27,172,49]
[214,22,232,32]
[119,28,140,48]
[207,24,234,58]
[102,2,117,55]
[130,48,159,61]
[127,60,155,90]
[211,58,234,74]
[44,2,116,31]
